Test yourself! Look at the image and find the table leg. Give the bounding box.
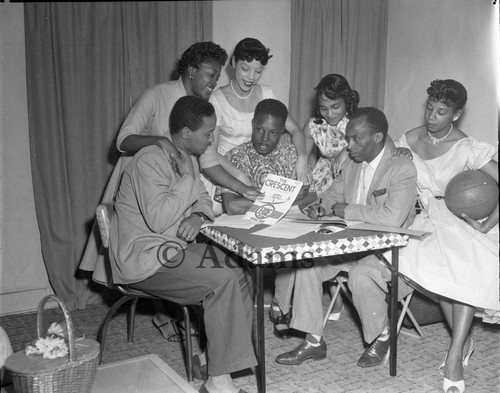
[389,247,399,377]
[255,265,266,393]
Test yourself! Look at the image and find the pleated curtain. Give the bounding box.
[24,1,212,310]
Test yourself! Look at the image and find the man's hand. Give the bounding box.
[391,147,413,160]
[332,203,348,218]
[292,155,309,183]
[177,214,203,242]
[304,203,326,219]
[170,151,195,178]
[237,184,262,201]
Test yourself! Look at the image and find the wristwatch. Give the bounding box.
[192,212,207,224]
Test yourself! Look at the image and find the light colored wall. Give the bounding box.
[0,3,51,315]
[385,0,499,147]
[212,0,291,106]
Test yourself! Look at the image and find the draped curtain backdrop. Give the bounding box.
[24,2,212,310]
[289,0,388,127]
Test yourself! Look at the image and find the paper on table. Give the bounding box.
[285,207,363,227]
[202,214,256,229]
[284,205,308,219]
[251,218,319,239]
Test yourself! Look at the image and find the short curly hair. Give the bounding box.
[170,96,215,135]
[426,79,467,110]
[232,37,273,66]
[254,99,288,124]
[313,74,360,122]
[177,41,228,75]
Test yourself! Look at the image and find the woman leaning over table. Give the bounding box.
[198,37,309,208]
[394,79,499,393]
[304,73,360,194]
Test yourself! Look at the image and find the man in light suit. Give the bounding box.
[275,107,417,368]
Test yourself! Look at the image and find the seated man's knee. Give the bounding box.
[348,264,373,291]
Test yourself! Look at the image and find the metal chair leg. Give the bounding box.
[337,279,353,303]
[98,295,134,364]
[323,283,342,328]
[397,293,424,339]
[182,306,193,381]
[127,297,140,342]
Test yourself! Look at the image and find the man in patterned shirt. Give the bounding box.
[216,98,316,340]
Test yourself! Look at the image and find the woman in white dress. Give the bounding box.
[395,79,498,393]
[199,37,309,206]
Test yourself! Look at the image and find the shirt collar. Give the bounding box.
[366,145,385,172]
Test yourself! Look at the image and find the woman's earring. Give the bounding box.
[189,74,193,79]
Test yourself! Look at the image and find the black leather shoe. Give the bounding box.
[357,336,390,368]
[268,299,282,323]
[273,311,292,340]
[275,338,327,365]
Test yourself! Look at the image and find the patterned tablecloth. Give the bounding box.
[201,225,409,265]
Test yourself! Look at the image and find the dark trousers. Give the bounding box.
[131,242,257,376]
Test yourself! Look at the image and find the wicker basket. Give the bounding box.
[4,295,100,393]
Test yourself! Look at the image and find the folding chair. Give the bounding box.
[323,271,424,339]
[95,202,195,380]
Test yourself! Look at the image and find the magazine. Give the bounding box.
[285,206,429,238]
[243,174,303,225]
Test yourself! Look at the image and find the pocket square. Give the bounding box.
[372,188,387,197]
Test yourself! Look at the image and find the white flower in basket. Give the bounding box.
[24,322,69,359]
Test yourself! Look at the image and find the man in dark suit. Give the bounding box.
[276,107,418,368]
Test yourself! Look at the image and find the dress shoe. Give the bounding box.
[268,299,283,322]
[357,336,390,368]
[269,300,292,339]
[443,377,465,393]
[275,338,327,365]
[273,311,292,340]
[439,336,474,376]
[192,354,208,381]
[198,382,247,393]
[328,304,344,321]
[152,314,182,342]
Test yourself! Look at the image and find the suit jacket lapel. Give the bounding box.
[366,141,393,199]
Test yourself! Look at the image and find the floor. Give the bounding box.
[1,287,499,393]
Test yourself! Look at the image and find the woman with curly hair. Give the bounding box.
[304,74,360,194]
[117,41,228,154]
